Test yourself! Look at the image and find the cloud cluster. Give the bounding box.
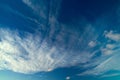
[79,30,120,76]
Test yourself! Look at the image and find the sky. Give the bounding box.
[0,0,120,80]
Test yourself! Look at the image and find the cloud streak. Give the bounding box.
[0,27,96,74]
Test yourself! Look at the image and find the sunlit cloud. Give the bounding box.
[0,27,96,74]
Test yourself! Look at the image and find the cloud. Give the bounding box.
[83,54,120,75]
[2,0,120,76]
[0,28,59,74]
[0,27,96,74]
[88,41,96,47]
[101,73,120,78]
[22,0,47,19]
[22,0,62,21]
[104,31,120,42]
[0,0,98,74]
[78,30,120,76]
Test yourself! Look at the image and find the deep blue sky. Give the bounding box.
[59,0,119,22]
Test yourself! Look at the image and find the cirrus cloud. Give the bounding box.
[0,27,95,74]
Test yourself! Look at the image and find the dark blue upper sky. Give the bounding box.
[59,0,119,23]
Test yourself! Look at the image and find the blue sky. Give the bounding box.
[0,0,120,80]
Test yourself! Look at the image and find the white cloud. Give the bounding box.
[0,28,58,74]
[88,41,96,47]
[105,31,120,42]
[81,53,120,75]
[0,1,98,74]
[66,76,70,80]
[22,0,33,9]
[101,48,113,55]
[22,0,47,19]
[106,44,116,49]
[78,30,120,76]
[22,0,62,21]
[101,73,120,78]
[0,28,95,74]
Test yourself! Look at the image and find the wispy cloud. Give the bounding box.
[0,0,98,74]
[22,0,48,19]
[0,28,59,74]
[88,41,96,47]
[105,30,120,42]
[78,30,120,76]
[0,26,97,74]
[1,0,120,76]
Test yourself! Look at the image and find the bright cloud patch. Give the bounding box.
[0,28,68,74]
[0,28,94,74]
[105,31,120,42]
